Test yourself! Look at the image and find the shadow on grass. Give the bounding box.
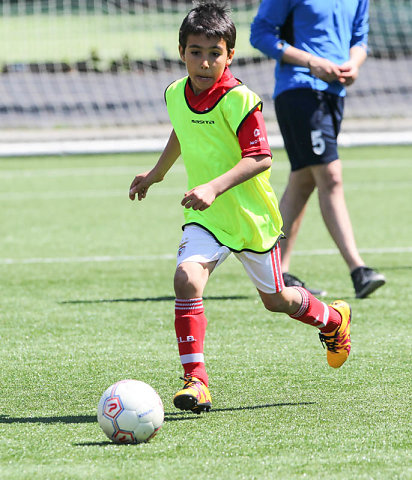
[166,401,315,415]
[0,414,194,424]
[0,401,313,426]
[74,441,115,446]
[0,414,97,424]
[74,402,316,446]
[0,413,197,425]
[60,294,249,305]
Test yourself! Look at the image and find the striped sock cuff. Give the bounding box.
[290,286,310,318]
[317,302,330,328]
[180,353,205,365]
[175,298,204,314]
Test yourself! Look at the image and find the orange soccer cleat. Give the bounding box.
[319,300,352,368]
[173,376,212,414]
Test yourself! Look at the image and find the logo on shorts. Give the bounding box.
[178,241,188,257]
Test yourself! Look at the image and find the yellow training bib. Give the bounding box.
[165,76,283,253]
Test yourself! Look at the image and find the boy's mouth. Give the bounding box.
[196,75,213,83]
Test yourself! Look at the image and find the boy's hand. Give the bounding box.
[181,184,216,211]
[129,171,154,201]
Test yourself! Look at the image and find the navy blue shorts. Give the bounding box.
[274,88,344,171]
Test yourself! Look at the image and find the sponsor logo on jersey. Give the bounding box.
[249,136,267,146]
[249,127,267,146]
[191,119,215,125]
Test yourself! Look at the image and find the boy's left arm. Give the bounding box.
[181,154,272,211]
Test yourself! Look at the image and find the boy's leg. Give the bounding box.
[173,261,213,413]
[260,286,351,368]
[290,287,351,369]
[236,245,351,368]
[174,261,211,386]
[172,225,230,413]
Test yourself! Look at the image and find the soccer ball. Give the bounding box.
[97,379,164,444]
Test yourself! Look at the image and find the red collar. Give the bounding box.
[185,67,241,112]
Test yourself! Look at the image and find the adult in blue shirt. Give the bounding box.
[250,0,385,299]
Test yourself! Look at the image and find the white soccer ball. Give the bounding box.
[97,379,164,444]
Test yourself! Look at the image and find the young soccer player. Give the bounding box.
[129,1,352,414]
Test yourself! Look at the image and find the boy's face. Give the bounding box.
[179,34,235,95]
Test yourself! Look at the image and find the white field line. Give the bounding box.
[0,158,411,179]
[0,165,186,179]
[0,188,182,200]
[0,130,410,157]
[1,247,411,265]
[0,254,175,265]
[0,181,411,201]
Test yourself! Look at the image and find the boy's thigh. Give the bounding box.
[274,88,344,171]
[235,244,284,294]
[176,224,231,268]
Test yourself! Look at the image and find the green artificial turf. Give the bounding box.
[0,146,411,479]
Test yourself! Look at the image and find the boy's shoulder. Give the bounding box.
[165,70,262,124]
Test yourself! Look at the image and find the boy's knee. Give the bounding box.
[174,264,204,298]
[174,266,192,291]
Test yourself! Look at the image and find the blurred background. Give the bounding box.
[0,0,411,153]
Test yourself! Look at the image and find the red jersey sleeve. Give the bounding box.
[238,108,272,158]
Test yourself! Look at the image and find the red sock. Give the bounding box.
[175,298,208,386]
[289,287,342,333]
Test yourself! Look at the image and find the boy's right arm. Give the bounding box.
[129,129,181,201]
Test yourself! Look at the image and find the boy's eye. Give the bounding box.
[187,49,223,60]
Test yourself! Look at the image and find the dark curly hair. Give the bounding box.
[179,1,236,53]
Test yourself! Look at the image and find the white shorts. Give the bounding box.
[176,225,284,294]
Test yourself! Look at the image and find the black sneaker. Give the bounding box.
[283,272,327,297]
[351,266,386,298]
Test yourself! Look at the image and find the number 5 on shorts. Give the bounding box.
[311,129,326,155]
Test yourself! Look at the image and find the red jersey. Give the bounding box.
[184,67,272,158]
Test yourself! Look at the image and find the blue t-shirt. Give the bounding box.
[250,0,369,98]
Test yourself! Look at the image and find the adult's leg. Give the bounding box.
[279,167,316,272]
[311,160,364,272]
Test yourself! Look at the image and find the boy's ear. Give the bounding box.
[179,45,186,63]
[226,48,235,65]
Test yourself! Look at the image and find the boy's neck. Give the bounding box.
[184,67,239,112]
[188,67,231,96]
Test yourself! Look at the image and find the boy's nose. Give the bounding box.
[201,59,209,69]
